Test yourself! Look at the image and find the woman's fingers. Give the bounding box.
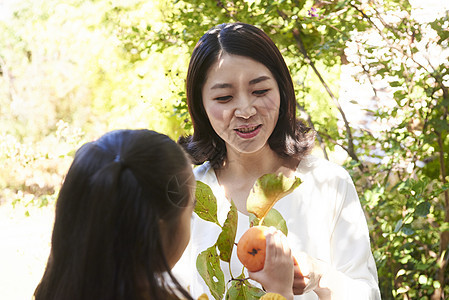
[292,256,306,294]
[248,228,294,299]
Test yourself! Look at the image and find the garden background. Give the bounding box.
[0,0,448,299]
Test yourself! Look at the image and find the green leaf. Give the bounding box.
[196,245,225,300]
[402,224,414,236]
[225,276,265,300]
[440,222,449,232]
[247,173,302,221]
[217,201,238,262]
[249,209,288,236]
[243,283,266,299]
[390,81,403,87]
[394,219,403,233]
[415,201,431,217]
[195,181,220,227]
[226,279,245,300]
[396,269,406,278]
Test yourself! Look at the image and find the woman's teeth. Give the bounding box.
[236,126,259,133]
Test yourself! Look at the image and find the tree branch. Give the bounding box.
[433,130,449,300]
[0,54,17,102]
[289,25,362,168]
[350,2,435,75]
[296,102,329,160]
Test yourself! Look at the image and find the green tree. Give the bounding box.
[1,0,448,298]
[126,0,447,298]
[0,0,189,211]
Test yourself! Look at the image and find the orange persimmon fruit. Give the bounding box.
[237,225,270,272]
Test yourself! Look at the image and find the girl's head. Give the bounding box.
[35,129,194,300]
[182,22,314,166]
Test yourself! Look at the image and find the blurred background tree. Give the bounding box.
[0,0,189,207]
[0,0,448,299]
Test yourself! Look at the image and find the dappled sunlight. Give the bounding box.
[1,0,448,298]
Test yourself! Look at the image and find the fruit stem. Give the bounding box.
[229,277,250,283]
[228,261,235,279]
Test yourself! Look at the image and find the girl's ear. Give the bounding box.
[158,218,168,241]
[158,217,170,257]
[158,218,177,253]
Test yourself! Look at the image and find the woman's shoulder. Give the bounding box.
[193,161,215,182]
[297,155,352,181]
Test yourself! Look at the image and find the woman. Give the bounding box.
[176,23,381,299]
[34,129,293,300]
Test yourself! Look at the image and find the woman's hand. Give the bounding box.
[248,228,294,300]
[292,252,331,299]
[292,257,306,294]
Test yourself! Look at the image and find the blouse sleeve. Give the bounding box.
[317,170,381,299]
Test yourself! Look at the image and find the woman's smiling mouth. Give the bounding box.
[234,125,262,138]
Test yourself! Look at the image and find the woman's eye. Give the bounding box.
[214,95,232,101]
[253,89,269,96]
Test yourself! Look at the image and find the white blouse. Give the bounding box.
[173,155,381,299]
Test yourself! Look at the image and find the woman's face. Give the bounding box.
[201,54,280,155]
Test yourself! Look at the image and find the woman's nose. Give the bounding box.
[234,97,256,119]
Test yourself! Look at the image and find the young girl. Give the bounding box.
[34,129,293,300]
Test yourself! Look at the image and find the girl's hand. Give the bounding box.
[248,228,294,300]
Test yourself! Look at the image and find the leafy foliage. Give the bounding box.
[2,0,448,299]
[197,245,226,300]
[145,0,449,298]
[247,173,302,222]
[225,274,265,300]
[0,0,189,209]
[194,174,300,299]
[249,209,288,236]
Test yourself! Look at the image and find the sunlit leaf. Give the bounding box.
[197,245,225,300]
[225,275,265,300]
[394,219,403,233]
[247,173,302,221]
[225,278,245,300]
[195,181,220,227]
[242,283,266,299]
[249,209,288,236]
[440,222,449,232]
[217,201,238,262]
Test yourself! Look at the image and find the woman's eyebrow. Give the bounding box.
[210,76,271,89]
[249,75,271,85]
[211,83,232,89]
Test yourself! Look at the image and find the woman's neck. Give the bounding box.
[214,145,299,214]
[222,145,284,178]
[216,144,299,188]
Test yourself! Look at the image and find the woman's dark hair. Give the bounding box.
[179,22,315,168]
[34,129,194,300]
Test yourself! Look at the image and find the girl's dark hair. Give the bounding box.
[179,22,315,168]
[34,129,194,300]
